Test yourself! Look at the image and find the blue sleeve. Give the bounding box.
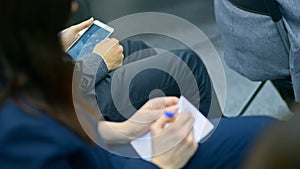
[109,154,160,169]
[183,116,277,169]
[124,159,160,169]
[0,123,73,169]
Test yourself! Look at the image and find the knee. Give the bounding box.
[120,40,151,55]
[171,49,206,70]
[172,49,209,84]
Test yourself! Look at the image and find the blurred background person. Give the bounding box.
[215,0,300,112]
[243,114,300,169]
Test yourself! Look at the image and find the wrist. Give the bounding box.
[116,121,135,142]
[98,121,133,144]
[121,120,137,140]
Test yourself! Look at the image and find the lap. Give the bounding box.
[95,40,212,122]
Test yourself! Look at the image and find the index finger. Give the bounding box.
[146,97,179,109]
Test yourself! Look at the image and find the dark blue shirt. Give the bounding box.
[0,100,158,169]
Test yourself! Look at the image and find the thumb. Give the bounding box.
[73,17,94,32]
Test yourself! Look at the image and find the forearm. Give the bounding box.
[98,121,135,145]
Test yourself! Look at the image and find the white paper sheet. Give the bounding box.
[130,96,214,161]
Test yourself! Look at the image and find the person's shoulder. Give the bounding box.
[0,99,83,150]
[0,99,110,169]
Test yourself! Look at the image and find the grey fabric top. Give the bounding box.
[78,53,108,95]
[215,0,300,101]
[75,52,107,111]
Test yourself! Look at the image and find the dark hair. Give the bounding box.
[0,0,97,143]
[243,115,300,169]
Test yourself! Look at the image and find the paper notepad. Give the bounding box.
[130,96,214,161]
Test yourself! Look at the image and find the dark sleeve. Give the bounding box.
[77,53,108,96]
[182,117,277,169]
[79,53,108,83]
[0,124,73,169]
[109,153,160,169]
[124,159,160,169]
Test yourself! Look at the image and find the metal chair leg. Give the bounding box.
[236,81,267,116]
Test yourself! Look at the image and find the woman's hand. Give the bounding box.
[124,97,179,138]
[98,97,179,144]
[151,111,198,169]
[59,18,123,72]
[92,38,124,72]
[60,17,94,51]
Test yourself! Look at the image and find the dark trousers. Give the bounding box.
[95,40,212,122]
